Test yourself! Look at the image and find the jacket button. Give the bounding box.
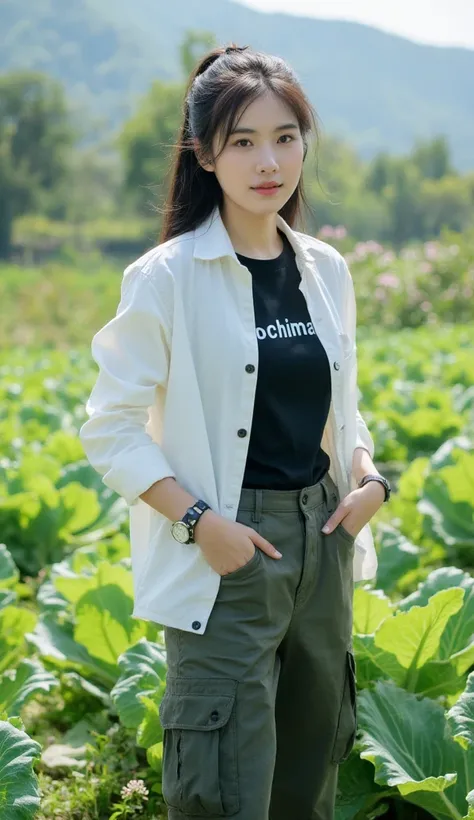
[210,710,219,722]
[192,620,201,630]
[237,428,247,438]
[333,361,340,370]
[245,364,255,373]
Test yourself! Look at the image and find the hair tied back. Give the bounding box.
[225,44,249,54]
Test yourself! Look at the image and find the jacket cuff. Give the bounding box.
[102,444,176,507]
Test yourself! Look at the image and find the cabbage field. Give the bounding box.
[1,240,473,819]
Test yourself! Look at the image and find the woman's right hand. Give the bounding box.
[194,510,282,576]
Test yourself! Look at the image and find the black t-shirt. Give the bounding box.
[237,230,331,490]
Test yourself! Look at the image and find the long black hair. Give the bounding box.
[158,44,321,243]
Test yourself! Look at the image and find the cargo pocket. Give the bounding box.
[331,651,357,764]
[159,677,239,816]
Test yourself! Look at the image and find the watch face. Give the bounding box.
[172,522,190,543]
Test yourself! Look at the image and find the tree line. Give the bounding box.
[1,32,473,259]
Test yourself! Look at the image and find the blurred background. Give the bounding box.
[1,3,473,819]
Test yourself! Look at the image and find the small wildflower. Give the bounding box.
[442,286,457,300]
[378,251,396,265]
[419,262,433,274]
[317,224,347,240]
[423,241,439,260]
[377,273,399,289]
[318,225,334,238]
[364,240,384,254]
[120,778,149,801]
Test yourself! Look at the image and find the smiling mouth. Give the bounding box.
[252,184,282,189]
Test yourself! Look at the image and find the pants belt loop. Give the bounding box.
[252,489,263,523]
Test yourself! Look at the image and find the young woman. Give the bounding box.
[80,44,391,820]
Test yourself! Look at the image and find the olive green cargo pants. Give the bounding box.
[159,470,357,820]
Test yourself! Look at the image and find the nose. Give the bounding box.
[256,146,279,174]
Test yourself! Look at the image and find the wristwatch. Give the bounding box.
[171,500,211,544]
[357,473,391,502]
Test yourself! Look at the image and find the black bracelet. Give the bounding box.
[357,474,391,502]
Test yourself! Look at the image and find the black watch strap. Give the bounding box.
[357,473,391,502]
[182,499,211,542]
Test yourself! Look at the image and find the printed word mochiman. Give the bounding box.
[255,318,316,340]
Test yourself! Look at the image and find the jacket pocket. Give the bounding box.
[159,678,239,816]
[331,651,357,764]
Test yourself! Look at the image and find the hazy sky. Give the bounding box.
[236,0,474,49]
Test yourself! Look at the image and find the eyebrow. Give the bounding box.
[229,123,299,135]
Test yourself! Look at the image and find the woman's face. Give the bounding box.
[199,90,305,215]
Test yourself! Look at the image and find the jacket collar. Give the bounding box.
[193,204,313,267]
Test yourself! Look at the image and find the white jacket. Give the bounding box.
[79,205,378,634]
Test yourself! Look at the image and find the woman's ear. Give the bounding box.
[193,138,214,173]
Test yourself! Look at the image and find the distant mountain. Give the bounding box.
[2,0,474,169]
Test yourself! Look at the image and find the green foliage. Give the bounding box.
[0,262,473,816]
[26,548,158,689]
[0,12,473,258]
[179,30,218,78]
[0,659,58,717]
[358,678,474,819]
[2,232,474,351]
[2,0,474,177]
[110,640,167,731]
[0,70,73,257]
[0,605,37,675]
[0,717,42,819]
[353,570,474,697]
[0,350,129,574]
[118,79,184,214]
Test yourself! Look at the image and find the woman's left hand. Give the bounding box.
[321,481,386,539]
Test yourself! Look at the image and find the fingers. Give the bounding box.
[248,529,282,558]
[322,503,346,534]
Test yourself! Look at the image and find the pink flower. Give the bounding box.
[354,243,368,259]
[419,262,433,274]
[423,242,439,260]
[442,286,457,300]
[377,273,399,289]
[420,301,432,312]
[318,225,336,238]
[364,240,384,255]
